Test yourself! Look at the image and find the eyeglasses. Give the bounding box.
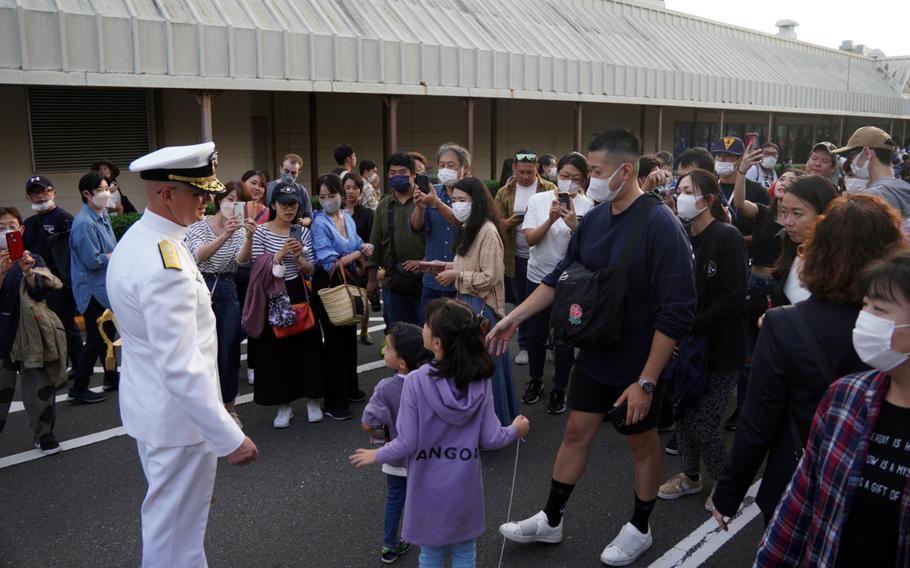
[515,153,537,163]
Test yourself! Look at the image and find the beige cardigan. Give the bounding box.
[452,220,505,316]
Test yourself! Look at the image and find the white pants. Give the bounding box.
[136,440,217,568]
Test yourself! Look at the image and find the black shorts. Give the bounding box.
[566,366,664,435]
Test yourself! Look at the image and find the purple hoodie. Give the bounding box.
[361,373,406,470]
[375,363,518,546]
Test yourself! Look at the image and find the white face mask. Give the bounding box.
[852,310,910,371]
[219,201,236,218]
[676,194,708,221]
[557,179,580,195]
[714,162,737,177]
[547,167,558,181]
[437,168,459,185]
[761,157,778,170]
[587,164,627,203]
[91,190,111,209]
[845,177,868,194]
[851,149,871,180]
[30,200,55,212]
[452,201,472,223]
[320,197,341,214]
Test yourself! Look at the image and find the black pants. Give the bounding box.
[45,286,83,369]
[312,268,359,413]
[72,297,117,392]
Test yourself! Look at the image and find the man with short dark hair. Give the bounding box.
[675,147,715,176]
[835,126,910,219]
[711,137,770,242]
[366,153,426,326]
[805,141,840,185]
[492,129,696,566]
[333,144,357,173]
[265,153,313,226]
[358,159,380,209]
[745,143,780,189]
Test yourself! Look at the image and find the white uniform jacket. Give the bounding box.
[107,210,244,457]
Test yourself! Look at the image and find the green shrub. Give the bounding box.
[484,179,501,197]
[110,212,141,240]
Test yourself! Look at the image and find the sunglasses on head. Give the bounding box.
[515,153,537,163]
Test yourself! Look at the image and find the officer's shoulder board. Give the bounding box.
[158,240,183,271]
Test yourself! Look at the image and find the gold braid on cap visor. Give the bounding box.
[167,173,226,193]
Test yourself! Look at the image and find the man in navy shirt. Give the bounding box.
[22,176,84,373]
[491,129,696,566]
[409,143,471,324]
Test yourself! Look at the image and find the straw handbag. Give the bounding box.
[317,264,369,327]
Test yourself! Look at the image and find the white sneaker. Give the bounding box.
[499,510,563,544]
[514,350,529,365]
[273,405,293,428]
[307,399,324,423]
[247,368,255,385]
[600,523,652,566]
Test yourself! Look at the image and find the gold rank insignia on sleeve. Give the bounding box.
[158,240,183,271]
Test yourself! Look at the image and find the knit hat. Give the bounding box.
[387,322,433,372]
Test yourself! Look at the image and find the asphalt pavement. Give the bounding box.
[0,313,764,568]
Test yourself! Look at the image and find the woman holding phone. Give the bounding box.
[185,181,257,427]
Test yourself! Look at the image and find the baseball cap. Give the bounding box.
[25,175,54,193]
[710,136,745,157]
[834,127,897,155]
[271,182,302,205]
[810,141,838,161]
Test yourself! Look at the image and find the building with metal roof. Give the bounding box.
[1,0,908,211]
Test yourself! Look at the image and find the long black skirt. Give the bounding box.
[251,277,326,406]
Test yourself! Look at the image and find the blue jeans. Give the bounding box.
[382,288,421,328]
[525,280,574,390]
[384,474,407,548]
[419,540,476,568]
[508,256,530,351]
[204,273,241,404]
[418,287,456,326]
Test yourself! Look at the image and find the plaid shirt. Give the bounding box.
[756,370,910,567]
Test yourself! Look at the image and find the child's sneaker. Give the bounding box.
[380,540,411,564]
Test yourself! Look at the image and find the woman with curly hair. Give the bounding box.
[712,193,907,527]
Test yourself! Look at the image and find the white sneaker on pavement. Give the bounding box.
[307,399,324,423]
[273,405,293,428]
[499,511,563,544]
[247,368,255,385]
[600,523,652,566]
[514,349,529,365]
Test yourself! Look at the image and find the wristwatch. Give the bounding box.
[637,378,656,395]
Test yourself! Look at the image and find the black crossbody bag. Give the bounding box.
[551,194,659,349]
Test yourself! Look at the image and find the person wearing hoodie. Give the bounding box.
[351,298,530,568]
[360,322,434,564]
[835,126,910,221]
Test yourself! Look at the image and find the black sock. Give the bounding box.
[630,493,656,534]
[543,479,575,527]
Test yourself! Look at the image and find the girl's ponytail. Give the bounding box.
[425,299,495,390]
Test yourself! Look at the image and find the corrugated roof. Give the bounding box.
[0,0,908,117]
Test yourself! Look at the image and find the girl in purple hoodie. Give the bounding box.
[351,298,530,567]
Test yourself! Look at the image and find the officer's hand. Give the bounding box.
[227,436,259,465]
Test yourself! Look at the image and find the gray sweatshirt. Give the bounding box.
[864,177,910,219]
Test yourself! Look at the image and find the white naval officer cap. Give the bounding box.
[129,141,225,193]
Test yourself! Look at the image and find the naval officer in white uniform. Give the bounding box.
[107,142,259,567]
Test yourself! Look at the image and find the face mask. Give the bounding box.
[320,197,341,214]
[30,200,55,212]
[587,164,627,203]
[389,175,411,193]
[851,149,870,180]
[676,194,708,221]
[557,179,580,195]
[852,310,910,371]
[452,202,472,223]
[548,167,558,181]
[281,172,297,184]
[845,178,868,194]
[437,168,459,185]
[91,190,111,209]
[761,157,778,170]
[714,162,737,177]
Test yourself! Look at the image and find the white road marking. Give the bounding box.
[647,479,763,568]
[0,357,388,469]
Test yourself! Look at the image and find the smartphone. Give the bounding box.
[744,132,760,150]
[513,212,526,222]
[6,231,24,261]
[606,401,628,429]
[369,425,390,448]
[233,202,245,220]
[416,174,431,193]
[289,224,303,242]
[418,260,447,273]
[558,192,570,208]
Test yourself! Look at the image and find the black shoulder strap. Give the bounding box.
[614,193,660,280]
[386,201,398,266]
[781,304,835,459]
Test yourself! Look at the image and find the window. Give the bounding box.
[28,87,151,173]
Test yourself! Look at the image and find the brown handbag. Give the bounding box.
[273,282,316,338]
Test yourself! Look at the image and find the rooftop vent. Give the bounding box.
[775,20,798,40]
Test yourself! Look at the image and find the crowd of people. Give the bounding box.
[1,123,910,567]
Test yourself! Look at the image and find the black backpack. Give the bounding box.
[45,222,72,287]
[550,194,659,349]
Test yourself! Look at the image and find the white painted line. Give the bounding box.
[647,479,762,568]
[1,359,388,469]
[9,386,105,414]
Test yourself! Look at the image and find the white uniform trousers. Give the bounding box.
[136,440,217,568]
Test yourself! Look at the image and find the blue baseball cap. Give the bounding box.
[710,136,746,157]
